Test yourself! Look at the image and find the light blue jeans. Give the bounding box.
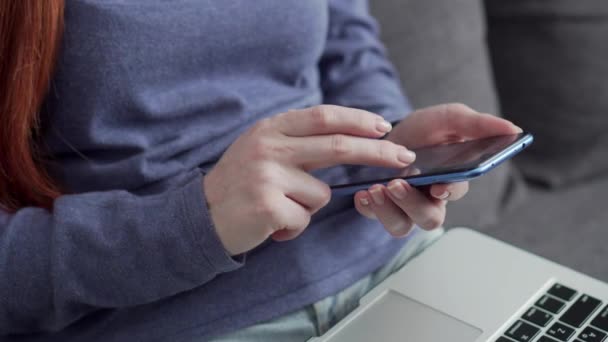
[209,227,444,342]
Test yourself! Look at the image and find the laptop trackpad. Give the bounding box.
[326,290,482,342]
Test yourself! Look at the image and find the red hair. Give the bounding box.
[0,1,65,212]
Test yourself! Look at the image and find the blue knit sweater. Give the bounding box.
[0,1,412,340]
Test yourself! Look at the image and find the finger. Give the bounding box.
[385,179,446,230]
[283,168,332,214]
[274,105,393,138]
[266,194,311,241]
[401,103,522,148]
[426,103,520,137]
[271,228,303,241]
[366,185,415,237]
[429,182,469,201]
[289,135,415,171]
[354,191,376,219]
[443,111,522,140]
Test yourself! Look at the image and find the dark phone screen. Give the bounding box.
[328,133,523,188]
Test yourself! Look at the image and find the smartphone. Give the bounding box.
[330,132,534,196]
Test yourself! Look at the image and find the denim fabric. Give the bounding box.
[209,228,444,342]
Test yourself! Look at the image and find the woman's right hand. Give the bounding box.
[203,105,416,255]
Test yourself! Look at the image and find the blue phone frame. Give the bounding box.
[331,132,534,196]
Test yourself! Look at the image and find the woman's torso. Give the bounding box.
[43,0,327,194]
[29,1,407,340]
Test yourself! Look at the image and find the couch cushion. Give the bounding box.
[479,175,608,282]
[486,0,608,188]
[370,0,522,228]
[370,0,499,113]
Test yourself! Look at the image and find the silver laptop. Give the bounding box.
[309,228,608,342]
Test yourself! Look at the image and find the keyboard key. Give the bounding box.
[549,284,578,302]
[578,326,606,342]
[538,337,560,342]
[560,294,602,328]
[496,337,517,342]
[547,322,576,341]
[591,305,608,332]
[537,295,567,314]
[505,320,540,342]
[522,307,553,327]
[578,327,606,342]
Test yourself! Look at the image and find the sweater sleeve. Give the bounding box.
[321,0,412,122]
[0,169,242,335]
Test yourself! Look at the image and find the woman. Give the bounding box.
[0,1,520,341]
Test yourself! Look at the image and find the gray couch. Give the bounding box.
[370,0,608,281]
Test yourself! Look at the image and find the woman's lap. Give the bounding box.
[209,227,444,342]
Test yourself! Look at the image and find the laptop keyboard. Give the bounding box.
[496,283,608,342]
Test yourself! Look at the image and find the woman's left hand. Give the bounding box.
[354,103,522,237]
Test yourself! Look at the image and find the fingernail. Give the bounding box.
[369,187,385,205]
[359,196,370,206]
[391,225,411,237]
[398,148,416,164]
[376,119,392,133]
[436,191,450,200]
[513,124,523,133]
[388,181,407,200]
